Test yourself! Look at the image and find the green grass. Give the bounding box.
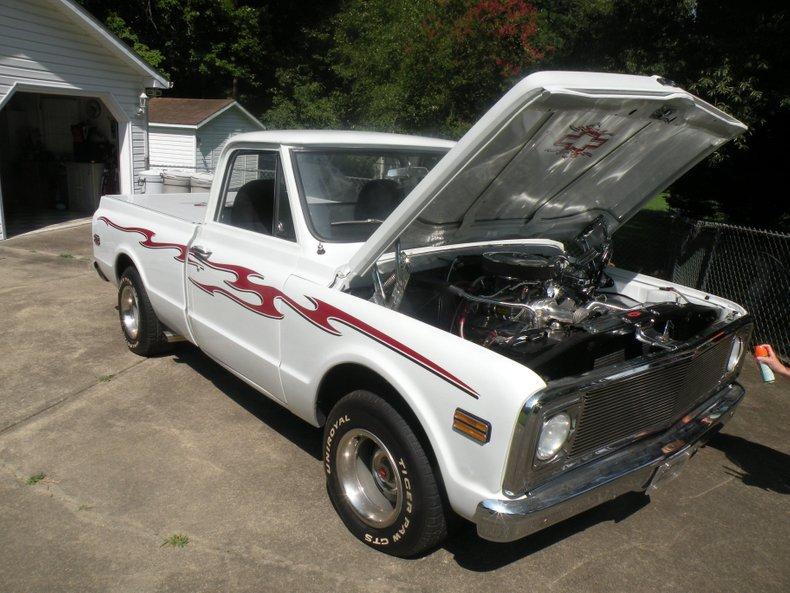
[77,504,92,511]
[26,472,45,485]
[161,534,190,548]
[644,193,670,212]
[59,253,74,259]
[98,374,114,383]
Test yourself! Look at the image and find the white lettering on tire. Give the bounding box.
[333,427,415,548]
[324,414,350,475]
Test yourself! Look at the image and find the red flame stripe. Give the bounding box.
[101,218,479,398]
[98,216,188,262]
[191,257,479,398]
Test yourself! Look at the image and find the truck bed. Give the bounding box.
[103,192,209,224]
[93,192,210,341]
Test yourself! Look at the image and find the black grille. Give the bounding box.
[568,337,733,458]
[594,349,626,368]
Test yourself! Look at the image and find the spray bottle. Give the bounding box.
[754,345,775,383]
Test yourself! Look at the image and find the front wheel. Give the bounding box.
[323,390,447,557]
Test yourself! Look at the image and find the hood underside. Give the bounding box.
[344,72,746,282]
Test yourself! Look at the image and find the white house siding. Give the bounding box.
[132,122,147,180]
[149,127,197,169]
[0,0,157,193]
[196,108,260,172]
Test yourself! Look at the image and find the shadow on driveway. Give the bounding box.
[443,492,649,571]
[170,343,656,570]
[707,433,790,494]
[167,343,790,570]
[171,345,322,460]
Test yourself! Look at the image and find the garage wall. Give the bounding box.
[149,127,197,169]
[0,0,155,192]
[196,108,262,172]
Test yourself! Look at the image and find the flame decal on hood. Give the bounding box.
[98,217,478,398]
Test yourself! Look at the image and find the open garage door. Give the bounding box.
[0,92,121,239]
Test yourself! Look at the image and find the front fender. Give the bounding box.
[279,275,546,520]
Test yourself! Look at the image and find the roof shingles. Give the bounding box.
[148,98,235,126]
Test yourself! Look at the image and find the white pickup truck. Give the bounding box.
[93,72,752,557]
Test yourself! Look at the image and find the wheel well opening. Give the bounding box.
[115,253,135,281]
[316,363,399,425]
[316,363,452,515]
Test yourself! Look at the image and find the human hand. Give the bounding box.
[755,344,790,379]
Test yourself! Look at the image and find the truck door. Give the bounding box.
[186,149,299,403]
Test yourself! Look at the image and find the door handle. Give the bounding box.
[190,245,212,260]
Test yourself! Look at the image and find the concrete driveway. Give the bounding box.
[0,223,788,593]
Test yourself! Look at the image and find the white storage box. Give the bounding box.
[162,169,192,193]
[139,169,164,194]
[189,172,213,193]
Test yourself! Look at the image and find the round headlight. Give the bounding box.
[536,413,571,461]
[727,336,744,372]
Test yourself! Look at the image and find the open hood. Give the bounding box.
[343,71,746,283]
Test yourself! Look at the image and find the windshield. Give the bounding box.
[293,149,448,242]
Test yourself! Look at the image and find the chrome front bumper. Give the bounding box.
[474,382,744,543]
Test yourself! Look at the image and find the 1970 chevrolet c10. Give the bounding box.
[92,72,753,556]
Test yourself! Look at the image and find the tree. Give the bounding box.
[669,1,789,229]
[263,0,548,136]
[536,0,789,229]
[80,0,788,228]
[78,0,270,111]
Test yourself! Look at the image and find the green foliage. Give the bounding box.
[536,0,788,229]
[262,67,342,129]
[77,0,269,108]
[265,0,548,135]
[26,473,45,485]
[664,1,789,229]
[79,0,787,228]
[104,12,165,69]
[161,533,190,548]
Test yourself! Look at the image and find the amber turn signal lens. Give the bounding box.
[453,409,491,444]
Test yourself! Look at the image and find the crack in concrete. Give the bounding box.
[0,273,97,296]
[0,464,413,592]
[0,352,413,590]
[678,476,735,501]
[0,358,147,436]
[0,244,91,261]
[547,542,633,588]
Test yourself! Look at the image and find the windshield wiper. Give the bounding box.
[330,219,384,226]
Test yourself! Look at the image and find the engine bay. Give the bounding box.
[365,219,725,382]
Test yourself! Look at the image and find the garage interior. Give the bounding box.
[0,92,120,238]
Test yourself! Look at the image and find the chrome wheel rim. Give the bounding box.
[336,428,403,528]
[120,284,140,340]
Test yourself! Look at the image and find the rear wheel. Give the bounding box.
[118,267,171,356]
[323,390,447,557]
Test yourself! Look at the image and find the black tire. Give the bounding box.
[118,266,171,356]
[323,390,447,557]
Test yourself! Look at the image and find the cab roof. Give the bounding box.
[225,129,456,150]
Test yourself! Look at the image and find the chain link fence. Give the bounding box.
[614,212,790,361]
